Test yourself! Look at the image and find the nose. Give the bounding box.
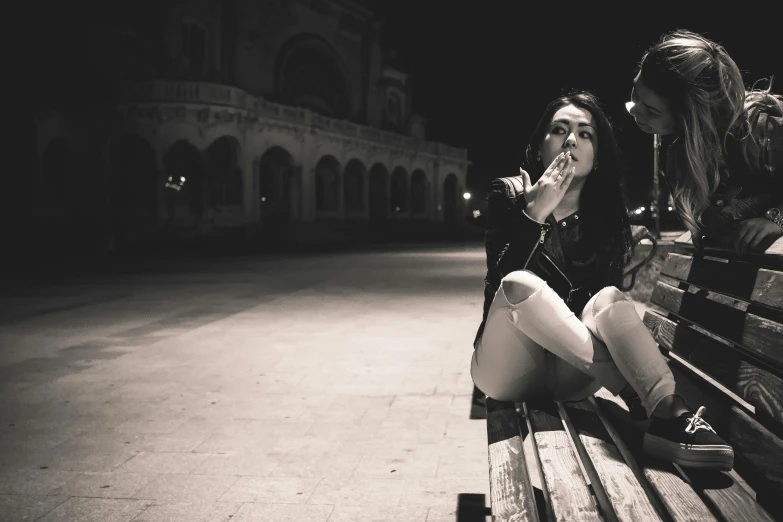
[563,132,577,148]
[627,101,642,118]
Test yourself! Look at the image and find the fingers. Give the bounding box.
[734,224,755,255]
[519,168,532,191]
[552,156,573,183]
[545,152,569,177]
[559,166,576,189]
[748,228,768,252]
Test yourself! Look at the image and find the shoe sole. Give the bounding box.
[643,433,734,471]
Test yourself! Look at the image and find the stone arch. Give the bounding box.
[343,158,366,215]
[205,136,241,207]
[41,138,79,219]
[163,140,205,222]
[443,173,459,224]
[108,133,158,227]
[390,166,408,214]
[369,163,388,224]
[315,155,341,213]
[274,34,351,119]
[410,169,428,215]
[258,146,300,223]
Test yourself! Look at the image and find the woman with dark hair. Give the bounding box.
[471,90,734,470]
[628,30,783,253]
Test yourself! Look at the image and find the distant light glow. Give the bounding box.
[472,210,481,218]
[261,197,266,202]
[463,192,471,200]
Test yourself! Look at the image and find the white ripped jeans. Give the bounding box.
[471,270,676,417]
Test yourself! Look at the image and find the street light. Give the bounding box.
[463,192,471,200]
[626,100,661,240]
[652,134,661,239]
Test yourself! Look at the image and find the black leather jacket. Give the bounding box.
[473,177,624,349]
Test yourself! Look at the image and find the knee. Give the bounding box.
[592,286,628,315]
[501,270,546,305]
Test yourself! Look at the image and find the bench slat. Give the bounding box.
[665,361,783,517]
[526,402,600,521]
[673,233,783,268]
[650,281,783,368]
[560,401,663,522]
[684,469,778,522]
[486,398,540,522]
[591,389,719,522]
[644,311,783,428]
[659,253,783,310]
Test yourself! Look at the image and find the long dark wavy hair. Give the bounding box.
[523,90,634,282]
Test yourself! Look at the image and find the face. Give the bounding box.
[627,72,678,135]
[539,104,597,179]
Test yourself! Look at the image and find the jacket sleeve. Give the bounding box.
[484,178,551,294]
[744,98,783,204]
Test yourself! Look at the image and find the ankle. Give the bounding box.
[652,395,690,419]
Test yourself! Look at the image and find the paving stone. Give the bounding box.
[132,474,239,502]
[217,476,322,503]
[129,501,242,522]
[36,497,152,522]
[229,503,334,522]
[306,478,406,507]
[0,494,69,522]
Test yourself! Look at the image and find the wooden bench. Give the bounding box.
[484,235,783,522]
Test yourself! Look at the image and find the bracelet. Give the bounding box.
[765,208,783,229]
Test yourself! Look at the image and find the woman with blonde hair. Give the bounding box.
[627,29,783,253]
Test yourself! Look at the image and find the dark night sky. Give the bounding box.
[26,2,783,210]
[377,3,783,204]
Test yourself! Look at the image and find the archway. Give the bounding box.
[315,155,341,214]
[411,169,427,215]
[275,35,351,119]
[163,140,205,223]
[369,163,388,224]
[390,166,408,215]
[258,146,299,225]
[343,159,366,216]
[205,136,242,208]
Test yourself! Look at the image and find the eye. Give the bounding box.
[580,131,593,139]
[551,126,565,134]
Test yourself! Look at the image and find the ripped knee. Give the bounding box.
[592,286,628,315]
[501,270,546,305]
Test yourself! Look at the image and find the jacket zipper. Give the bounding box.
[523,225,549,269]
[541,251,573,296]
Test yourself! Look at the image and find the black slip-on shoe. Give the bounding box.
[643,406,734,471]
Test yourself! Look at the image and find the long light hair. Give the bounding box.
[639,30,751,235]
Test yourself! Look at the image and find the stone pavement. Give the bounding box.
[0,244,494,521]
[0,243,651,522]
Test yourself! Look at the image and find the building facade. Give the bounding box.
[33,0,469,251]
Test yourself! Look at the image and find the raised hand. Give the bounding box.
[520,151,576,223]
